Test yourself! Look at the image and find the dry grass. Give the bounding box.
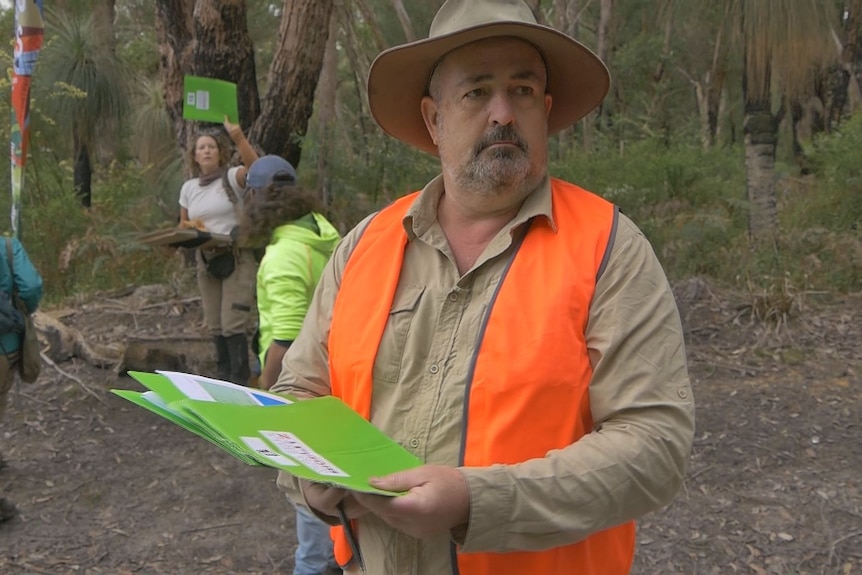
[739,272,807,332]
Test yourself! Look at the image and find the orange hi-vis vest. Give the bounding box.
[327,178,636,575]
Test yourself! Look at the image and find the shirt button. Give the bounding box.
[678,389,689,399]
[448,292,458,302]
[409,438,420,448]
[429,364,439,374]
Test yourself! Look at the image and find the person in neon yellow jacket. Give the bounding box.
[240,155,341,392]
[240,154,342,575]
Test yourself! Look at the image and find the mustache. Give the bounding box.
[476,126,526,153]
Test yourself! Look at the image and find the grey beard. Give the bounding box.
[457,147,534,196]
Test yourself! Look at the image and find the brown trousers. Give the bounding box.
[196,248,257,337]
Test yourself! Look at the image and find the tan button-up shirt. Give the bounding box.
[272,175,695,575]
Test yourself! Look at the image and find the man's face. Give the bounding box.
[421,37,552,197]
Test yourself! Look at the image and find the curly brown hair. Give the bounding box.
[184,129,240,202]
[239,176,324,248]
[185,129,232,178]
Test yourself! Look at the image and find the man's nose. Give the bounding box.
[487,93,516,126]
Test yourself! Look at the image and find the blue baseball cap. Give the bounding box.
[246,155,297,188]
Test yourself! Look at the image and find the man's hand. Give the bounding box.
[353,465,470,539]
[301,480,368,520]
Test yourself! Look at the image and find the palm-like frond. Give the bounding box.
[731,0,836,100]
[39,7,129,145]
[131,76,176,169]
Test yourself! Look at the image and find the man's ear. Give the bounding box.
[420,96,440,147]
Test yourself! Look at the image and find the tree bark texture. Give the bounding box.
[73,133,93,208]
[316,9,340,207]
[524,0,547,26]
[391,0,416,43]
[192,0,259,134]
[155,0,194,155]
[93,0,116,53]
[741,18,781,248]
[743,92,779,247]
[250,0,335,169]
[844,0,862,104]
[554,0,580,153]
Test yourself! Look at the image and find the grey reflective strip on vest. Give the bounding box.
[450,220,532,575]
[596,206,619,282]
[449,206,617,573]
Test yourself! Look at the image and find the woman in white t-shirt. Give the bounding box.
[179,118,258,385]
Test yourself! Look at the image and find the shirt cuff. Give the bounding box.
[457,465,515,552]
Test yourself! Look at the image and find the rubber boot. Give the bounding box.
[213,336,231,382]
[225,333,251,386]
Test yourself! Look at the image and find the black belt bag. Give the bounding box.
[201,248,236,279]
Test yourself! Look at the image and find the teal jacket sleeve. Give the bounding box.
[7,238,43,313]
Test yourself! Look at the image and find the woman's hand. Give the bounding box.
[223,115,243,142]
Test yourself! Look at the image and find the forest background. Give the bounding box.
[0,0,860,307]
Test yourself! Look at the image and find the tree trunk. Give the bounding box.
[391,0,416,43]
[706,24,727,148]
[250,0,334,170]
[93,0,116,53]
[155,0,194,157]
[525,0,548,26]
[789,96,811,174]
[553,0,580,40]
[340,4,373,165]
[843,0,862,108]
[555,0,580,154]
[73,131,93,208]
[596,0,613,80]
[743,63,779,248]
[316,8,339,207]
[584,0,613,150]
[648,0,674,141]
[192,0,259,134]
[352,0,387,52]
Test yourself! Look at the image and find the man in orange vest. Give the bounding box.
[271,0,695,573]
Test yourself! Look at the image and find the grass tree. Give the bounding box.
[39,8,129,207]
[728,0,834,247]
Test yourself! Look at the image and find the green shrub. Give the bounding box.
[2,156,177,304]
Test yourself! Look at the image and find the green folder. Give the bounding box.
[111,371,422,495]
[182,75,239,124]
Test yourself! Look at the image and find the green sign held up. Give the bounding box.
[182,75,239,124]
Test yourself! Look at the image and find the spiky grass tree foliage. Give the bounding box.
[38,8,129,207]
[726,0,835,247]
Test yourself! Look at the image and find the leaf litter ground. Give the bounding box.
[0,279,859,574]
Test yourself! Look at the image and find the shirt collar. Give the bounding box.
[401,174,557,240]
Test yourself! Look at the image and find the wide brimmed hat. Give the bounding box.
[367,0,610,155]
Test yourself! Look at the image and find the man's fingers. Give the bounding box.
[301,481,347,516]
[368,468,425,493]
[340,494,369,520]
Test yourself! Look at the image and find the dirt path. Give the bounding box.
[1,282,860,574]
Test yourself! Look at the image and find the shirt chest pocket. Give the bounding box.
[372,284,425,383]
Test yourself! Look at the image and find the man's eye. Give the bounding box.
[515,86,534,96]
[465,88,485,99]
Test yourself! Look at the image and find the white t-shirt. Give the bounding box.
[179,166,244,235]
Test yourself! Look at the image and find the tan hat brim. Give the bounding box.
[367,21,610,156]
